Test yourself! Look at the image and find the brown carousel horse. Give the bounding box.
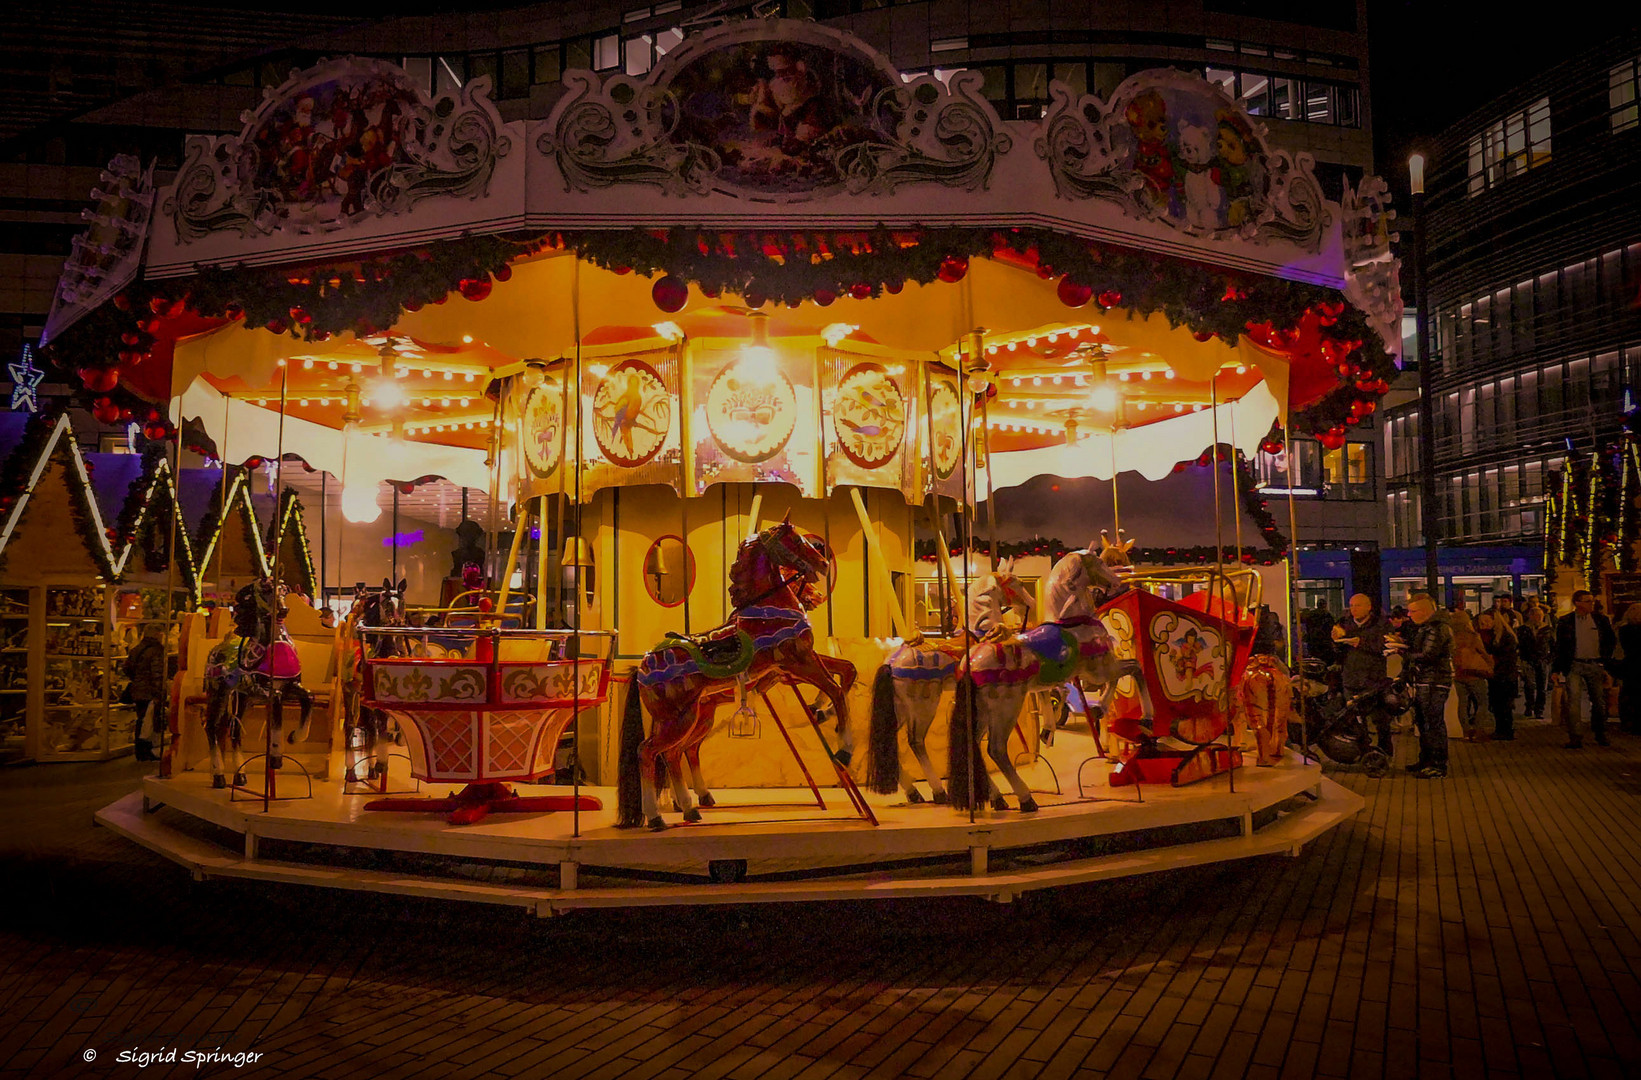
[616,516,856,831]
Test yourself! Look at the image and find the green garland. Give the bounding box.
[268,487,319,599]
[914,536,1288,567]
[45,226,1393,439]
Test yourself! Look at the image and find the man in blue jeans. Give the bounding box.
[1552,590,1616,748]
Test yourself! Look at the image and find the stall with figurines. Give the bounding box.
[64,18,1405,907]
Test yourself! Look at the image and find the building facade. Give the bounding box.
[3,0,1385,574]
[1387,26,1641,606]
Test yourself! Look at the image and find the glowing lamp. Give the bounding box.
[1408,153,1426,196]
[1087,385,1120,412]
[342,483,383,524]
[738,312,781,387]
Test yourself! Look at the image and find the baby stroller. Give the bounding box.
[1297,660,1405,778]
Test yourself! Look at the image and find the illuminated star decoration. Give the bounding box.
[7,346,44,413]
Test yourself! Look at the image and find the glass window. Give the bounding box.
[469,52,498,90]
[501,50,531,99]
[974,65,1007,105]
[625,35,652,75]
[1305,82,1334,123]
[1241,72,1269,115]
[1054,61,1087,98]
[402,56,433,95]
[1470,96,1552,194]
[1206,66,1237,97]
[655,27,684,57]
[435,55,465,96]
[533,45,562,84]
[1271,77,1297,119]
[1514,279,1535,352]
[593,33,620,71]
[1337,85,1360,127]
[1612,57,1640,132]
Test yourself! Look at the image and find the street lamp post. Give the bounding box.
[1410,153,1441,602]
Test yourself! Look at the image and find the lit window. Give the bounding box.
[593,33,621,71]
[654,27,684,57]
[931,37,968,53]
[625,35,652,75]
[1206,67,1236,97]
[1612,57,1640,133]
[1468,97,1552,195]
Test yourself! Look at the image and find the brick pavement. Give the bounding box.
[2,719,1640,1079]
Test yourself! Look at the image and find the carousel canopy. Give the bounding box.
[41,18,1402,508]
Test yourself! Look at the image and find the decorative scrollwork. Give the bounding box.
[1035,68,1331,252]
[164,56,509,243]
[538,21,1007,201]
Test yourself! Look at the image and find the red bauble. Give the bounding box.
[492,263,513,282]
[700,283,722,299]
[290,307,312,324]
[1097,290,1123,309]
[1192,330,1214,343]
[744,291,767,309]
[1036,263,1056,280]
[1056,277,1093,308]
[148,296,170,315]
[812,288,837,307]
[884,280,904,295]
[937,255,969,283]
[113,293,131,312]
[651,275,689,313]
[849,282,873,300]
[265,318,289,335]
[79,367,119,393]
[1319,431,1347,450]
[459,277,493,302]
[120,332,140,347]
[612,265,633,276]
[1359,400,1376,416]
[1345,415,1360,426]
[404,298,424,312]
[1172,462,1188,474]
[92,399,120,425]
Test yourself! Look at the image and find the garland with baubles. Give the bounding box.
[44,225,1393,440]
[913,535,1289,567]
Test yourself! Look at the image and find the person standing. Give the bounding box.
[1616,602,1641,735]
[123,623,169,763]
[1552,589,1617,748]
[1332,593,1390,753]
[1390,594,1453,778]
[1477,611,1519,740]
[1449,609,1495,742]
[1518,604,1551,720]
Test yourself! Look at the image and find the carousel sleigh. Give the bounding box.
[1096,585,1256,787]
[359,627,611,824]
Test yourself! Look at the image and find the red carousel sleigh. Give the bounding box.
[360,627,611,824]
[1097,583,1256,787]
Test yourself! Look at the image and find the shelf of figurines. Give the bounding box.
[0,582,186,763]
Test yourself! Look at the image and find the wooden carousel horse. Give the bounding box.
[203,578,315,789]
[616,516,856,831]
[1039,529,1136,744]
[865,559,1033,804]
[339,578,409,784]
[947,537,1128,812]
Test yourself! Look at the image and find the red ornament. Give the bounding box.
[148,296,170,315]
[612,265,633,276]
[936,255,969,283]
[1319,430,1347,450]
[744,290,767,309]
[459,277,493,302]
[1056,277,1093,308]
[700,283,722,299]
[849,282,873,300]
[404,298,424,312]
[651,275,689,313]
[120,332,140,347]
[266,318,289,335]
[1192,330,1214,343]
[92,398,121,425]
[290,307,312,325]
[812,288,837,307]
[884,280,904,295]
[112,293,132,312]
[492,264,513,282]
[1097,290,1123,309]
[79,367,119,393]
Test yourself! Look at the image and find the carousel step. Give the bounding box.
[95,779,1361,912]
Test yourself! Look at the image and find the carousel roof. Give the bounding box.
[38,18,1402,505]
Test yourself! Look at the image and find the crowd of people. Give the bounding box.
[1296,589,1641,779]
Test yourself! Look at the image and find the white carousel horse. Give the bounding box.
[203,579,314,789]
[865,559,1034,804]
[948,536,1129,812]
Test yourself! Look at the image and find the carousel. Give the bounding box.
[69,19,1401,910]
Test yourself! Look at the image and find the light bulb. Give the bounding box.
[342,483,382,524]
[371,376,406,411]
[1088,385,1119,412]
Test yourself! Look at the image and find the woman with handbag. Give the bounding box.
[1477,610,1519,739]
[1450,609,1494,742]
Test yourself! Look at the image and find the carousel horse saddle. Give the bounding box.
[256,640,302,679]
[637,605,808,687]
[889,640,961,681]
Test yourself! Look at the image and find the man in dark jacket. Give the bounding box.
[123,624,169,762]
[1333,593,1391,752]
[1391,594,1453,778]
[1552,590,1616,748]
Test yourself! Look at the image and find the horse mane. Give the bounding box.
[727,537,767,610]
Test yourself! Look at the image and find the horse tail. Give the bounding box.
[865,664,901,795]
[947,674,983,810]
[616,680,646,828]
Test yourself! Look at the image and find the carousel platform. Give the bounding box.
[95,734,1360,913]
